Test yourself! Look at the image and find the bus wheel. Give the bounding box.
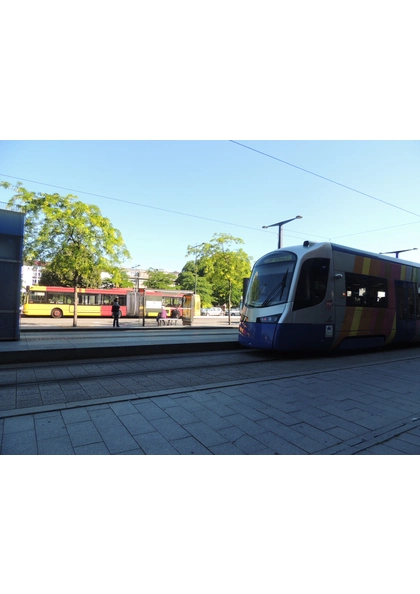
[51,308,63,318]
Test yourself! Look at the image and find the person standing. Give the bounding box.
[111,298,120,327]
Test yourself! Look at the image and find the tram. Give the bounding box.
[238,241,420,352]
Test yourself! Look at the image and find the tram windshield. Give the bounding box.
[246,252,297,308]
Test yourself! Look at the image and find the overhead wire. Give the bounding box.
[0,173,331,245]
[229,140,420,219]
[330,220,420,240]
[0,173,281,235]
[3,139,420,246]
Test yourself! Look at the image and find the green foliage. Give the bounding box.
[2,180,131,325]
[146,268,177,290]
[102,267,133,288]
[39,254,104,288]
[39,268,64,287]
[186,234,252,307]
[174,268,195,290]
[193,277,214,308]
[175,261,214,307]
[40,265,101,288]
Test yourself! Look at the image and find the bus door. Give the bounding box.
[395,281,416,342]
[182,294,192,325]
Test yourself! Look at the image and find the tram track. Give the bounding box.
[0,349,285,415]
[20,327,236,340]
[2,346,420,417]
[3,345,420,392]
[0,350,278,389]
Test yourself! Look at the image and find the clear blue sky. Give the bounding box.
[1,140,420,271]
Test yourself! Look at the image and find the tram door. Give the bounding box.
[395,281,416,342]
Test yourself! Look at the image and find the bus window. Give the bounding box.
[112,294,126,306]
[29,291,47,304]
[79,294,101,305]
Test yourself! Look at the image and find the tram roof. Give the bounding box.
[257,241,420,268]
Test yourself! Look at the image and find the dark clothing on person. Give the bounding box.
[171,308,181,319]
[112,299,120,327]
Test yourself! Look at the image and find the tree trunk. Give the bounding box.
[73,285,78,327]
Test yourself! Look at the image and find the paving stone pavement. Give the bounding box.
[2,354,420,455]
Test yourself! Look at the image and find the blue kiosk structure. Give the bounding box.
[0,208,25,341]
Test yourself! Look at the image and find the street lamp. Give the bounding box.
[132,264,141,291]
[262,216,303,249]
[132,264,142,324]
[379,248,418,259]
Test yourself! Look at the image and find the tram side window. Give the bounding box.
[293,258,330,311]
[417,285,420,320]
[396,286,405,319]
[407,286,415,319]
[395,284,416,319]
[345,273,388,307]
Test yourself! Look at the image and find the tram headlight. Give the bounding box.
[256,314,281,324]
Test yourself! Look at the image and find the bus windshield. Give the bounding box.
[246,252,297,308]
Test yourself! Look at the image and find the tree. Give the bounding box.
[186,234,252,315]
[40,267,66,287]
[1,181,131,326]
[146,268,177,290]
[175,261,214,307]
[101,267,132,289]
[40,264,102,288]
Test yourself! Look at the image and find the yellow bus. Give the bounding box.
[23,286,201,320]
